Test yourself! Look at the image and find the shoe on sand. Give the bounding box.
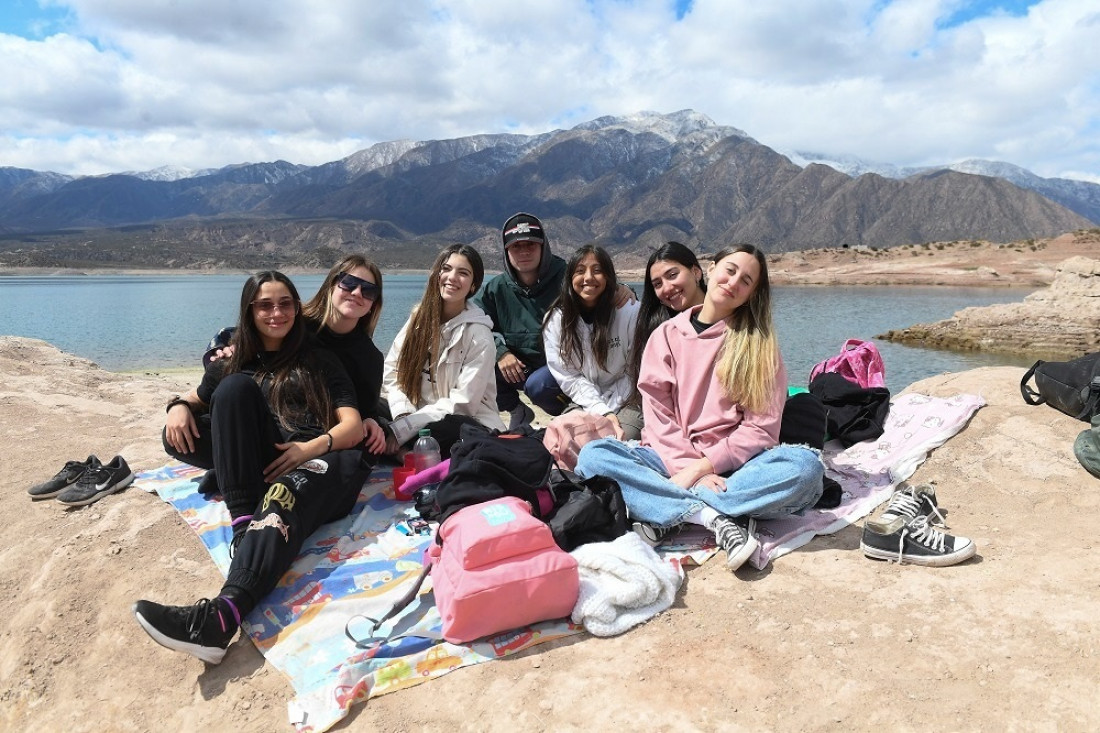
[57,455,134,507]
[861,513,976,567]
[133,597,238,664]
[28,455,101,500]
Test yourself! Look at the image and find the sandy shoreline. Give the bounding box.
[3,334,1100,731]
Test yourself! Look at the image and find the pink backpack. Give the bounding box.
[810,339,886,389]
[427,496,579,644]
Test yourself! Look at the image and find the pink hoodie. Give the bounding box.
[639,307,787,475]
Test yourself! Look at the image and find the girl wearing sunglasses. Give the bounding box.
[141,270,370,663]
[381,244,504,457]
[202,256,389,455]
[301,255,388,454]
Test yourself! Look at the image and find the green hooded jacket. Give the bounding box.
[473,217,565,370]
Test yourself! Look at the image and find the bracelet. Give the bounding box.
[324,432,333,453]
[166,396,190,413]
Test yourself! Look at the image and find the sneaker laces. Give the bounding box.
[76,464,109,485]
[710,515,748,551]
[883,486,947,527]
[893,515,948,563]
[186,598,228,640]
[58,459,86,475]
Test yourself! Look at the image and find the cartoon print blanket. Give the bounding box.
[137,463,707,732]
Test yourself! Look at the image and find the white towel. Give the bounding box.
[569,532,683,637]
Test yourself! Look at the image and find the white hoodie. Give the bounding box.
[543,299,640,416]
[383,303,505,444]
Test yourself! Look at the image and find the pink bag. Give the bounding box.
[810,339,886,389]
[427,496,579,644]
[543,411,621,471]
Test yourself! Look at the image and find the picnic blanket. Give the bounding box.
[136,390,982,730]
[138,462,708,731]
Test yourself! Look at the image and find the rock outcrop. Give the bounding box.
[879,256,1100,358]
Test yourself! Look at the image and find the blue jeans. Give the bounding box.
[575,438,824,528]
[495,364,568,416]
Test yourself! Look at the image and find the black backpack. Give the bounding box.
[1020,353,1100,421]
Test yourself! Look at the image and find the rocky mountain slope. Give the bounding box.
[794,153,1100,224]
[0,110,1095,269]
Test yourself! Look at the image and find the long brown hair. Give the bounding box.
[546,244,618,371]
[628,241,706,403]
[395,244,485,404]
[226,270,334,431]
[302,254,384,336]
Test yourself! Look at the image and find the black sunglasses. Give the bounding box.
[336,272,381,300]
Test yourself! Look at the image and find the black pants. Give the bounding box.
[222,446,370,608]
[163,373,372,609]
[377,400,485,458]
[163,373,284,519]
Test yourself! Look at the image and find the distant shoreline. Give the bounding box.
[3,229,1096,289]
[0,264,1048,289]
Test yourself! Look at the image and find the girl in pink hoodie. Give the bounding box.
[576,244,823,570]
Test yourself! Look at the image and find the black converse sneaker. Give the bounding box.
[56,455,134,507]
[878,483,947,526]
[860,513,976,567]
[632,521,682,547]
[133,597,239,664]
[709,515,759,570]
[27,455,101,500]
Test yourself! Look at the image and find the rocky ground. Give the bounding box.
[879,255,1100,359]
[770,229,1100,360]
[766,228,1100,289]
[2,336,1100,732]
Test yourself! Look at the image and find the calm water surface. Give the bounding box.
[0,274,1034,392]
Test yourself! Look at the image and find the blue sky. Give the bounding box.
[1,0,1097,182]
[1,0,67,36]
[938,0,1039,26]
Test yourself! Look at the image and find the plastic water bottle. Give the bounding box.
[412,428,441,473]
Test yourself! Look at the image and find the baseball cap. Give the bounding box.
[501,212,546,248]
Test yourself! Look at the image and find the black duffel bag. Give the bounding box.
[1020,352,1100,421]
[545,467,629,552]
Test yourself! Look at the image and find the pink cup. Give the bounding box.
[392,467,417,500]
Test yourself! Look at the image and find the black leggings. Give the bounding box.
[163,373,284,519]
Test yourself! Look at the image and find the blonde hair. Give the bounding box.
[710,244,779,413]
[302,255,384,337]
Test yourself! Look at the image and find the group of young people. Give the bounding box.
[133,212,825,665]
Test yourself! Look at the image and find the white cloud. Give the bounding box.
[0,0,1096,181]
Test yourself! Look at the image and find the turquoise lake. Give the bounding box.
[0,274,1035,392]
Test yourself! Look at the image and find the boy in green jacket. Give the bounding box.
[475,212,569,429]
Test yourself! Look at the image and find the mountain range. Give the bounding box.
[0,110,1096,270]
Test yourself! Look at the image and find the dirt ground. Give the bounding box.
[764,228,1100,288]
[1,331,1098,732]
